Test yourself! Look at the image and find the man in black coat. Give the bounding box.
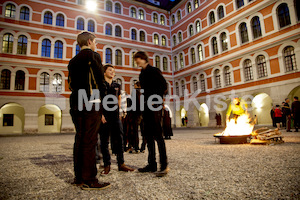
[134,51,169,177]
[291,96,300,132]
[282,98,291,132]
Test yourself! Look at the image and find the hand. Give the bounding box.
[101,115,107,124]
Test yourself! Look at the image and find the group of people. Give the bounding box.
[271,97,300,132]
[68,31,170,190]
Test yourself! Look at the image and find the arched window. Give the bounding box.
[197,44,203,61]
[220,32,228,52]
[106,1,112,12]
[44,11,53,25]
[224,66,231,86]
[76,44,81,55]
[154,34,159,45]
[155,56,160,68]
[196,20,201,33]
[284,46,297,72]
[88,20,95,32]
[194,0,199,9]
[40,72,50,92]
[175,82,179,96]
[189,25,194,36]
[77,18,84,30]
[236,0,244,9]
[179,53,184,68]
[191,48,196,64]
[177,10,181,21]
[244,59,253,81]
[256,55,267,78]
[42,39,51,57]
[153,13,158,23]
[115,3,121,14]
[173,35,177,46]
[54,41,63,59]
[277,3,291,28]
[214,69,221,88]
[251,16,262,39]
[178,32,182,43]
[17,35,27,55]
[172,15,175,25]
[218,6,224,20]
[193,77,198,92]
[163,57,168,71]
[212,37,218,55]
[20,6,30,21]
[2,33,14,53]
[131,7,136,18]
[240,22,249,43]
[5,3,16,18]
[105,24,112,35]
[200,74,205,92]
[131,29,137,40]
[115,25,122,37]
[160,15,165,25]
[162,36,166,46]
[105,48,112,64]
[15,70,25,90]
[115,49,122,65]
[52,73,62,92]
[209,12,215,25]
[56,14,64,27]
[0,69,11,89]
[174,56,178,71]
[187,2,192,13]
[78,0,84,5]
[181,80,185,96]
[138,10,144,20]
[140,31,145,42]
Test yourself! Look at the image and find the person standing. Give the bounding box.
[163,106,173,140]
[274,105,282,129]
[68,31,110,190]
[291,96,300,132]
[99,64,134,174]
[270,107,276,127]
[134,51,169,177]
[282,98,292,132]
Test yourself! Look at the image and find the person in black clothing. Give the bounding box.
[281,102,286,128]
[282,98,291,132]
[68,31,110,190]
[163,106,173,140]
[291,96,300,132]
[99,64,134,174]
[270,107,276,127]
[134,51,169,177]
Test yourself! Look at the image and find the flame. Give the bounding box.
[217,114,254,136]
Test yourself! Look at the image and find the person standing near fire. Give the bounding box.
[226,97,248,122]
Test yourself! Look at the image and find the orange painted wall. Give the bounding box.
[29,77,36,90]
[270,58,280,74]
[30,42,38,55]
[233,69,241,83]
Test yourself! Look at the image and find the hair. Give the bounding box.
[294,96,299,100]
[133,51,149,63]
[276,105,280,107]
[77,31,96,48]
[282,102,285,104]
[103,64,115,72]
[285,98,289,101]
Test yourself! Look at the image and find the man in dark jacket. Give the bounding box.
[282,98,291,132]
[134,51,169,177]
[68,31,110,190]
[291,96,300,132]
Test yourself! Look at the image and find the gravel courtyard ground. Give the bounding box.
[0,128,299,200]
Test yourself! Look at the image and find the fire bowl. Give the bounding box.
[214,135,251,144]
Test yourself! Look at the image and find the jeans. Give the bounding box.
[70,106,101,184]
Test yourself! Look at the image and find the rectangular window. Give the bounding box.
[45,114,54,126]
[3,114,14,126]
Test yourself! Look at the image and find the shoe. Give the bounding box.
[101,165,110,175]
[81,181,111,190]
[71,179,83,186]
[138,165,157,172]
[155,166,170,177]
[295,130,299,132]
[118,164,134,172]
[286,130,292,132]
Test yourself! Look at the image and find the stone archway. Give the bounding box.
[287,85,300,101]
[180,107,187,126]
[38,104,62,133]
[0,103,25,134]
[198,103,209,127]
[251,93,273,125]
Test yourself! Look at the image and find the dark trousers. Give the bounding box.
[143,106,168,168]
[99,117,124,166]
[294,116,300,131]
[282,115,286,127]
[286,115,291,131]
[71,107,101,184]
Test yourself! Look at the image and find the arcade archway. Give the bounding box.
[251,93,273,125]
[38,104,62,133]
[0,103,25,134]
[198,103,209,127]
